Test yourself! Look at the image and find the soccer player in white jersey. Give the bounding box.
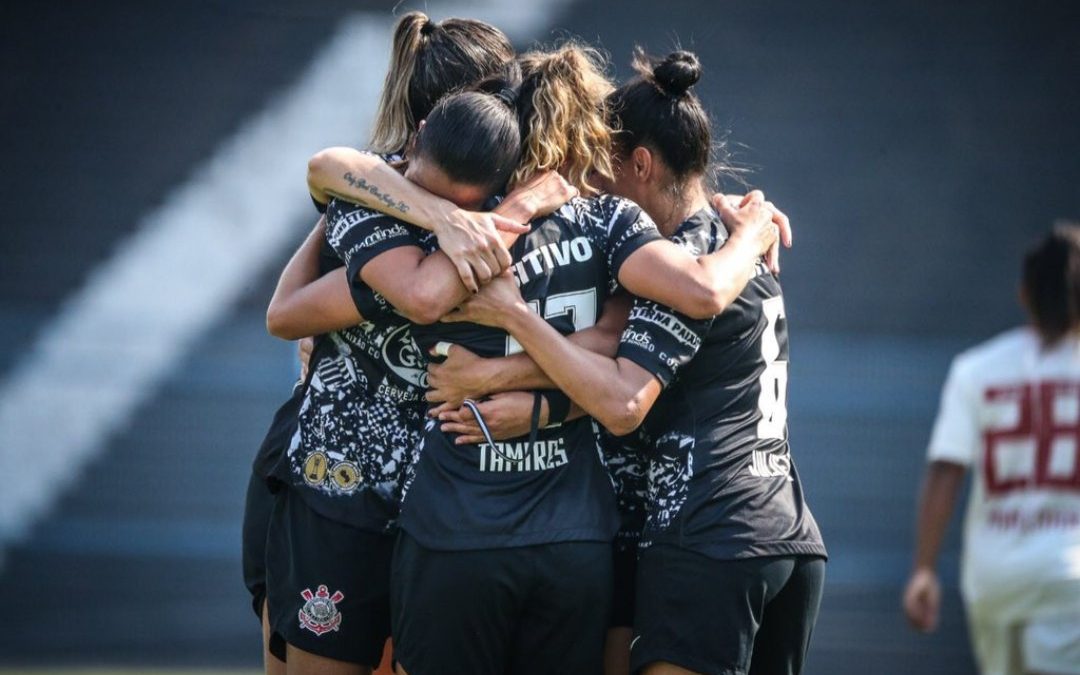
[904,223,1080,675]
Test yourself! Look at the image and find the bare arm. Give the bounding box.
[444,275,661,436]
[308,147,573,291]
[902,460,967,632]
[425,293,632,411]
[618,193,778,320]
[266,218,363,340]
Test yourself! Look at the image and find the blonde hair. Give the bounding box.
[369,12,514,155]
[512,44,615,195]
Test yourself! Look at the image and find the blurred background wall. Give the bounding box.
[0,1,1077,672]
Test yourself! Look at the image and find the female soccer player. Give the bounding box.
[904,224,1080,675]
[245,12,559,675]
[441,50,827,675]
[291,46,783,674]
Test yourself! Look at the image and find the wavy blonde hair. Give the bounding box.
[512,44,615,195]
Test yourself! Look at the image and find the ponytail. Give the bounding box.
[370,12,429,155]
[369,12,515,156]
[1023,222,1080,346]
[513,44,615,195]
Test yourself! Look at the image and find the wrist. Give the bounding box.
[432,204,468,236]
[502,301,535,332]
[494,195,535,225]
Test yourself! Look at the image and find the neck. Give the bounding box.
[648,178,710,238]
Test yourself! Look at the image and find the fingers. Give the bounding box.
[766,238,781,275]
[424,389,448,404]
[740,189,765,207]
[471,258,495,286]
[453,433,486,445]
[492,214,530,235]
[768,201,793,248]
[440,308,469,323]
[455,260,479,293]
[426,401,456,418]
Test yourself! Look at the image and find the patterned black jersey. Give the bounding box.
[269,197,428,534]
[617,208,826,560]
[599,427,650,555]
[350,195,663,549]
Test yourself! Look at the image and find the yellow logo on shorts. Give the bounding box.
[330,461,360,492]
[302,452,329,486]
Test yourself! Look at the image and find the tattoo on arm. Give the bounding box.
[340,172,410,213]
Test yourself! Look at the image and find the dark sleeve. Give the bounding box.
[616,298,710,387]
[311,194,329,214]
[587,196,664,292]
[324,200,421,320]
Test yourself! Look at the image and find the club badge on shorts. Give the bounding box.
[298,584,344,635]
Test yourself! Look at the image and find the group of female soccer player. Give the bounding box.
[242,11,826,675]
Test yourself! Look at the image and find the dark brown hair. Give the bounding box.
[413,69,522,194]
[1023,222,1080,345]
[606,49,711,182]
[369,12,515,155]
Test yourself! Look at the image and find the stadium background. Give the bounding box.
[1,0,1077,673]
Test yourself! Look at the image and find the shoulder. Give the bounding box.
[671,209,725,256]
[951,326,1036,382]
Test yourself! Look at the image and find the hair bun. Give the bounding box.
[652,50,701,98]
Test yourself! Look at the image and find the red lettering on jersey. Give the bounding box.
[983,382,1080,495]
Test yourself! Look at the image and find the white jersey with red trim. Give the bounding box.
[928,326,1080,620]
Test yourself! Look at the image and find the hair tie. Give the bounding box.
[420,20,435,36]
[494,87,519,108]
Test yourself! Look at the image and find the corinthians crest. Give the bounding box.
[298,585,344,635]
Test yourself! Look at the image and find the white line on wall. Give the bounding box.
[0,0,573,559]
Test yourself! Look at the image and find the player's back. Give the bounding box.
[931,326,1080,618]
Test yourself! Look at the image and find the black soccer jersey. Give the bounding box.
[269,197,428,534]
[346,195,663,549]
[617,208,826,560]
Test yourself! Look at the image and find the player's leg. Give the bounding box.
[1022,613,1080,675]
[747,556,826,675]
[510,541,612,675]
[967,612,1022,675]
[605,540,638,675]
[265,488,393,675]
[631,547,791,675]
[263,600,286,675]
[390,531,519,675]
[242,470,286,675]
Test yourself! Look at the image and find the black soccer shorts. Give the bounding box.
[631,545,825,675]
[241,470,276,621]
[391,531,613,675]
[264,487,394,667]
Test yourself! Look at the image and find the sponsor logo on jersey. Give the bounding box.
[628,305,702,350]
[298,585,344,636]
[621,327,655,352]
[356,221,409,251]
[511,236,594,285]
[747,449,792,479]
[381,323,426,387]
[478,438,570,472]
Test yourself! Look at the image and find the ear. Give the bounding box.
[630,146,653,183]
[405,119,425,159]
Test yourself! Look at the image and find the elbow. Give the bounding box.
[602,396,648,437]
[397,287,445,325]
[266,303,304,341]
[685,282,731,319]
[307,150,334,191]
